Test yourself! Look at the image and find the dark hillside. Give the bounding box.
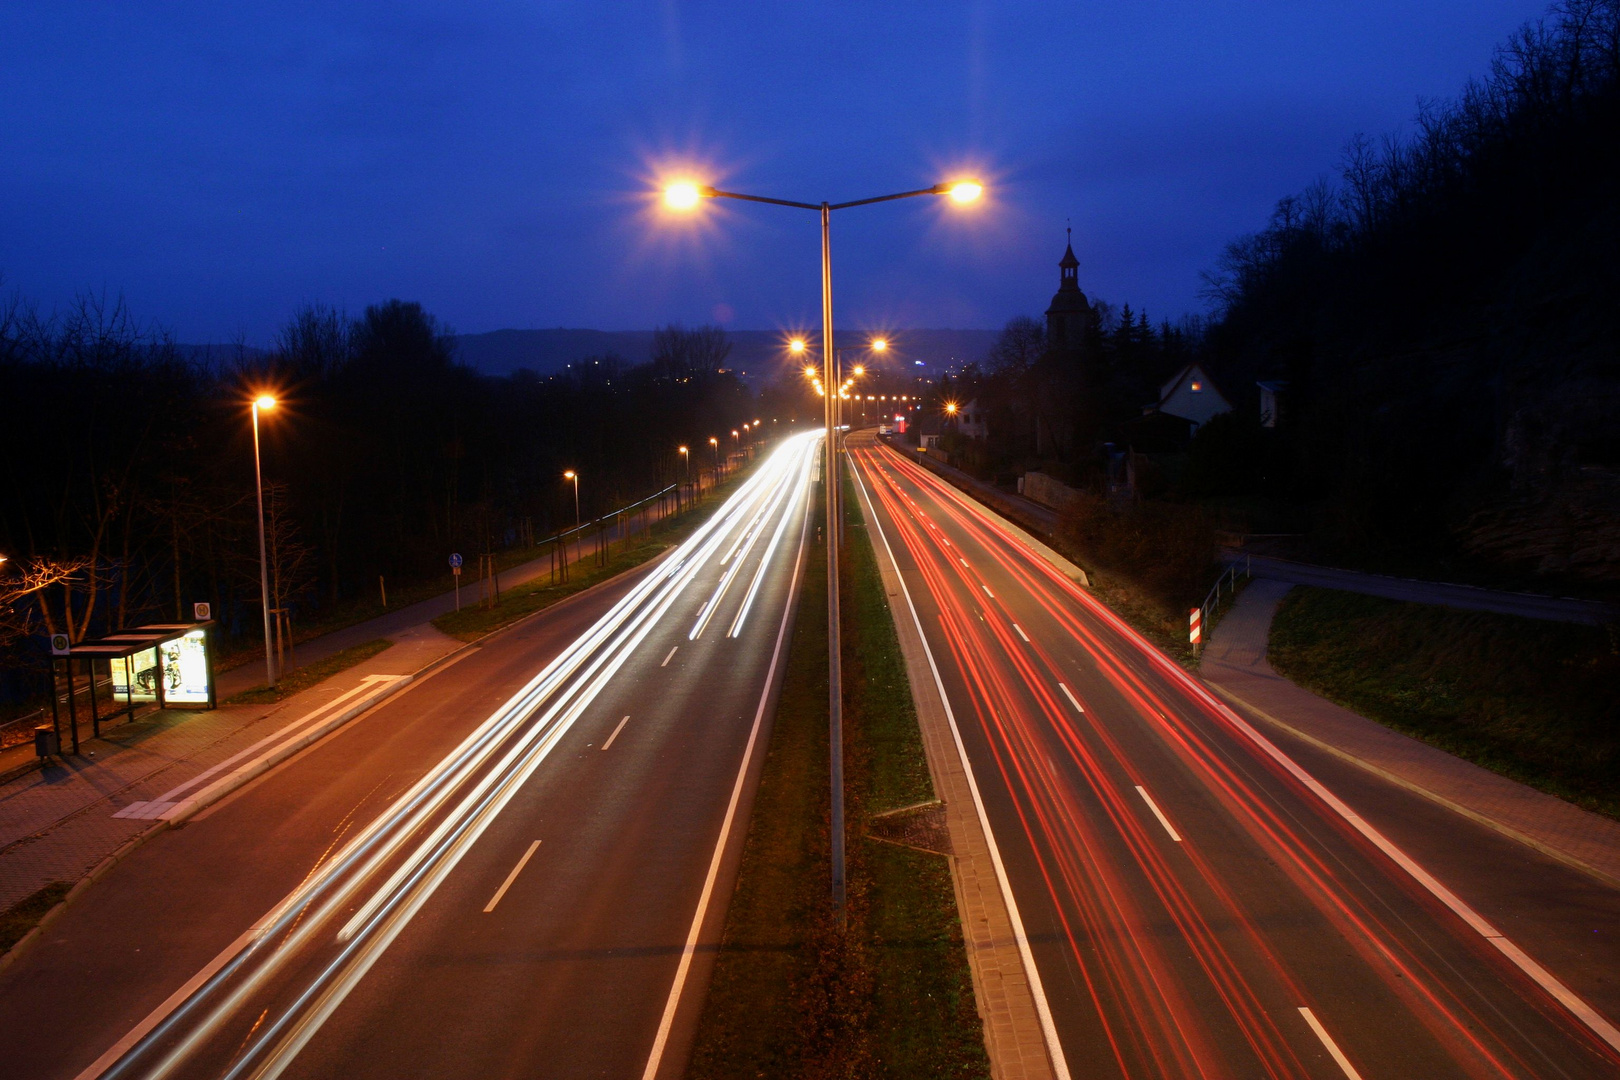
[1202,0,1620,588]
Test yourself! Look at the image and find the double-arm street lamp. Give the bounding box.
[663,175,983,917]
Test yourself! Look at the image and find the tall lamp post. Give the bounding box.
[250,395,278,689]
[564,470,580,527]
[663,175,983,917]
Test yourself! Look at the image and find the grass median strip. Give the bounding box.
[686,481,989,1079]
[1270,586,1620,819]
[226,639,394,705]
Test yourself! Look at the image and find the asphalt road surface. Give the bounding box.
[0,431,820,1080]
[848,432,1620,1080]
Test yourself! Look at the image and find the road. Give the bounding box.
[0,430,820,1080]
[848,432,1620,1080]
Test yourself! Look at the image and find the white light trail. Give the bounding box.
[90,431,823,1080]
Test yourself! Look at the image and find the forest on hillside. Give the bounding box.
[945,0,1618,598]
[0,298,766,700]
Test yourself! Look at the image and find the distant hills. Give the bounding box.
[171,327,1001,387]
[449,328,999,383]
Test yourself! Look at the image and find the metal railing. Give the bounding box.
[1193,555,1252,655]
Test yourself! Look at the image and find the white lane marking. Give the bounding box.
[661,646,678,667]
[602,715,630,751]
[1014,624,1031,643]
[1135,786,1182,842]
[70,926,260,1080]
[960,557,969,567]
[641,471,812,1080]
[483,841,542,913]
[983,585,993,597]
[1058,682,1085,714]
[850,459,1073,1080]
[1298,1007,1364,1079]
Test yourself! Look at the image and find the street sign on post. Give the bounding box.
[450,553,463,611]
[193,602,211,621]
[50,633,70,656]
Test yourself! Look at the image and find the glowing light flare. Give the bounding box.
[789,339,807,354]
[946,180,984,204]
[253,395,277,411]
[663,181,705,211]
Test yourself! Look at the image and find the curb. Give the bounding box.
[1204,680,1620,892]
[0,821,167,976]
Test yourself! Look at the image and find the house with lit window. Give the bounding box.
[1155,362,1232,432]
[956,398,989,440]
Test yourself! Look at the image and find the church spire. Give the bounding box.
[1045,224,1089,354]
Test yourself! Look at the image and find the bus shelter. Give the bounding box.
[45,621,216,756]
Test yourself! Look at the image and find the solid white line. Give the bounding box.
[851,458,1072,1080]
[1014,624,1030,642]
[602,715,630,751]
[661,646,678,667]
[1058,682,1085,714]
[70,926,260,1080]
[1298,1007,1364,1080]
[1135,785,1182,842]
[483,840,542,913]
[640,470,811,1080]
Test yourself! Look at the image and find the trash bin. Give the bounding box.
[35,725,59,758]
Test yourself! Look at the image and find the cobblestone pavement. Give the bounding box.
[1202,579,1620,888]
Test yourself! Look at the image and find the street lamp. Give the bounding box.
[564,470,579,527]
[678,444,689,478]
[662,173,983,918]
[250,395,277,689]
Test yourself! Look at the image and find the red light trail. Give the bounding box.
[851,441,1619,1079]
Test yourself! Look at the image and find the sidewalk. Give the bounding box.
[1226,553,1619,626]
[1202,579,1620,889]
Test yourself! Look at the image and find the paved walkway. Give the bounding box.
[1227,554,1619,625]
[1202,579,1620,889]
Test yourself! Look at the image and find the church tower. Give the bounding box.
[1044,228,1090,355]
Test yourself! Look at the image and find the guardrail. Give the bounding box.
[1192,555,1251,656]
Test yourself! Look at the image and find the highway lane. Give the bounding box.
[2,431,819,1080]
[849,433,1620,1080]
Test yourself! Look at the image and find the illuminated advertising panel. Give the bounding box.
[158,631,211,704]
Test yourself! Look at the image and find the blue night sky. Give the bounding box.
[1,1,1547,345]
